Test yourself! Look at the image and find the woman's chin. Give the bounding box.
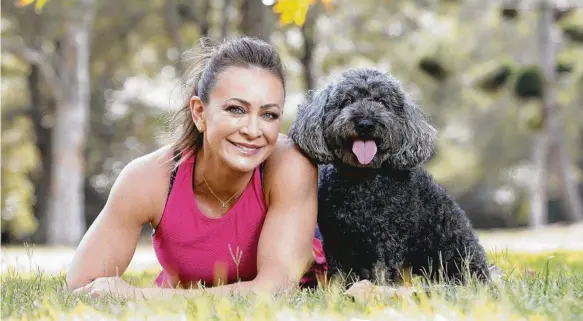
[221,143,271,172]
[223,153,265,173]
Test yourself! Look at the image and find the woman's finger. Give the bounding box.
[72,282,94,296]
[89,289,102,298]
[71,288,84,296]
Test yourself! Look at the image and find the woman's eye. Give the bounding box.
[262,112,280,121]
[226,106,245,114]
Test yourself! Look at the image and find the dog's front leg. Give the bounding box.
[421,202,491,284]
[370,243,407,285]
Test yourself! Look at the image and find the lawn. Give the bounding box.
[2,250,582,321]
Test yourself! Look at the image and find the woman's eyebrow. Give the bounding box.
[224,97,281,109]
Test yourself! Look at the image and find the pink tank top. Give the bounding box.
[152,153,267,288]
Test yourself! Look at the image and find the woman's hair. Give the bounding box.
[164,36,286,164]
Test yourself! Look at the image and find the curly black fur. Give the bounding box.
[289,68,490,284]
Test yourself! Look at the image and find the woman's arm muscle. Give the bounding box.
[66,148,171,290]
[254,136,319,291]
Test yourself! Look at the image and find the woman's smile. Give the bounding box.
[228,140,263,156]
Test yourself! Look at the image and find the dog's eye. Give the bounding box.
[343,97,353,105]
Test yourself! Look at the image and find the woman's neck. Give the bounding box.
[193,146,253,199]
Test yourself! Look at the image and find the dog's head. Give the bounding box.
[289,68,437,169]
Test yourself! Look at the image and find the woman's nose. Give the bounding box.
[240,116,262,139]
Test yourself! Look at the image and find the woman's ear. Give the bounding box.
[190,96,206,132]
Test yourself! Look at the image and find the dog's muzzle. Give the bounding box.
[350,119,378,165]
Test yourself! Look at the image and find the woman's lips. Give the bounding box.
[229,141,262,156]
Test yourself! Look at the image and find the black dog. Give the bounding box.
[289,68,490,285]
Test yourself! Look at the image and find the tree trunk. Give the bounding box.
[46,0,96,245]
[165,0,185,76]
[535,0,583,225]
[220,0,233,39]
[528,0,555,229]
[300,5,319,91]
[551,136,583,222]
[176,1,211,37]
[28,65,54,244]
[545,6,583,223]
[26,13,53,244]
[529,132,549,228]
[579,129,583,172]
[240,0,274,43]
[199,0,211,38]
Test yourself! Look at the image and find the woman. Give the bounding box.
[67,37,327,299]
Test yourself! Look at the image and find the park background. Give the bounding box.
[2,1,583,321]
[1,0,583,270]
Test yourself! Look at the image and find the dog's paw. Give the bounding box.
[344,280,375,300]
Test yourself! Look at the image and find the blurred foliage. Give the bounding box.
[1,0,582,242]
[1,117,39,239]
[15,0,47,12]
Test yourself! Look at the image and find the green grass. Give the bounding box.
[2,250,583,321]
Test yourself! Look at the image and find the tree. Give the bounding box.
[3,0,98,245]
[164,0,185,75]
[464,2,583,227]
[495,1,583,228]
[240,0,276,42]
[299,4,320,90]
[532,0,582,227]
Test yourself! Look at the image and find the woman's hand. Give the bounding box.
[345,279,417,303]
[72,277,143,300]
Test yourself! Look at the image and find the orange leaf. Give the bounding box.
[16,0,35,7]
[16,0,48,12]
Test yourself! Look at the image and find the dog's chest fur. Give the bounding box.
[317,164,425,276]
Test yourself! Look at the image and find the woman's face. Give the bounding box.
[191,66,285,173]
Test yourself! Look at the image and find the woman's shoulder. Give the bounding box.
[110,145,176,210]
[261,134,318,207]
[266,134,314,168]
[123,145,176,179]
[263,134,317,193]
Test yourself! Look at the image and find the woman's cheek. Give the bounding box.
[264,123,281,142]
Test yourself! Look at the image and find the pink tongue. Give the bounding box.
[352,140,377,165]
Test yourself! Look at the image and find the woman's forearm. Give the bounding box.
[136,280,276,300]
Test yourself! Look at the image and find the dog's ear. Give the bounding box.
[288,87,335,164]
[388,97,437,169]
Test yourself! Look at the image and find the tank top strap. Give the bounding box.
[161,150,266,224]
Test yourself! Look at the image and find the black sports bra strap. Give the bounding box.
[259,163,265,189]
[154,150,183,235]
[167,150,182,197]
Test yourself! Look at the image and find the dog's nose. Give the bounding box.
[356,119,375,134]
